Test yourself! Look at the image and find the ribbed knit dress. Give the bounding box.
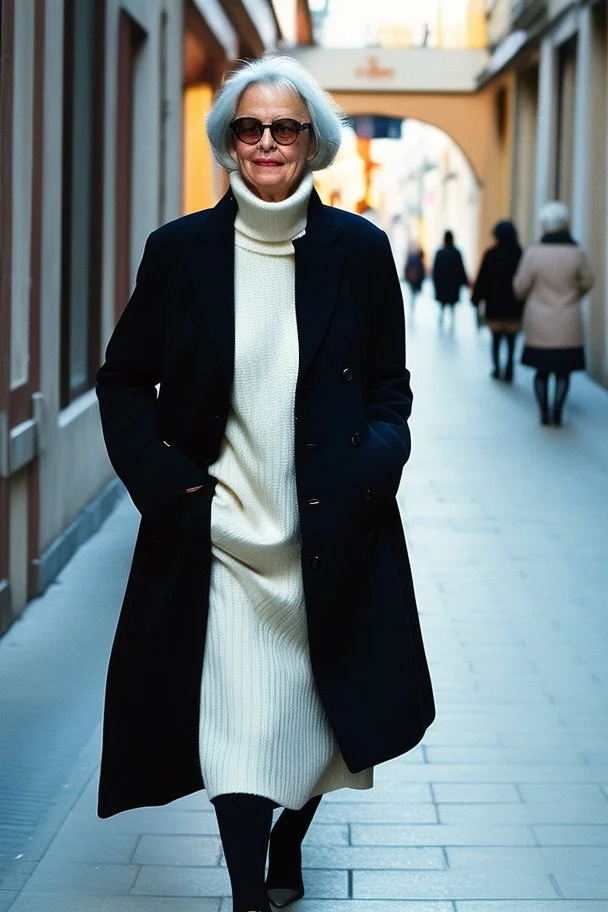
[198,171,373,810]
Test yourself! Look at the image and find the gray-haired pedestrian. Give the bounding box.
[513,201,595,425]
[96,53,434,912]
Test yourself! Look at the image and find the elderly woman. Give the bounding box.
[96,54,434,912]
[513,201,595,425]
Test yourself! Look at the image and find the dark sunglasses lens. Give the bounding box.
[271,119,300,144]
[234,119,262,143]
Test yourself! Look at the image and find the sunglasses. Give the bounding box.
[229,117,313,146]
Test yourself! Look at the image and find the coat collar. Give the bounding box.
[193,185,346,384]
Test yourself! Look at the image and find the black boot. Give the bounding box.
[266,796,322,908]
[534,372,550,425]
[212,793,273,912]
[553,373,570,425]
[491,332,501,379]
[504,333,516,383]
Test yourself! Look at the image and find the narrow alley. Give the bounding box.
[1,291,607,911]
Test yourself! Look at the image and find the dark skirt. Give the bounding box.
[521,345,585,373]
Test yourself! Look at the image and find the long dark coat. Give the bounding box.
[471,242,523,323]
[95,187,435,819]
[432,245,468,305]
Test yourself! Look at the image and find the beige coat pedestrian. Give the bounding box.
[513,243,595,348]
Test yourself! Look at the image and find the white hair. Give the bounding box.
[206,53,346,172]
[538,200,570,233]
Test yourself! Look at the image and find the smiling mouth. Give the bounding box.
[253,160,282,167]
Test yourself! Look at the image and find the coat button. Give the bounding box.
[342,367,353,382]
[305,442,318,449]
[308,497,320,505]
[351,432,362,446]
[364,488,376,501]
[311,555,321,569]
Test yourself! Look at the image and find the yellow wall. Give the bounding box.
[183,84,215,214]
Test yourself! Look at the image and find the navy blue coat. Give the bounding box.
[95,188,435,818]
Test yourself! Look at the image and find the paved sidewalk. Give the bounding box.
[1,293,607,911]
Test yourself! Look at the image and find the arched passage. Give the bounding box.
[330,79,515,268]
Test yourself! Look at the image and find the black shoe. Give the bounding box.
[267,886,304,908]
[503,365,513,384]
[266,844,304,908]
[490,368,500,380]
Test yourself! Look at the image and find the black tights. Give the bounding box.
[534,371,570,424]
[212,793,321,912]
[491,331,516,379]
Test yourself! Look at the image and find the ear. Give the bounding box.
[228,136,238,163]
[306,134,318,162]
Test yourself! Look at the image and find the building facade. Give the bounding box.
[483,0,608,385]
[0,0,287,633]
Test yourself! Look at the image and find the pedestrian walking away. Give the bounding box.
[432,230,469,318]
[513,201,595,426]
[471,219,523,382]
[404,244,426,302]
[95,53,435,912]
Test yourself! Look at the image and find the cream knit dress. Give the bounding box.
[198,171,373,810]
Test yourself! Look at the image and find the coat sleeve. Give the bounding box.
[366,232,412,470]
[577,249,595,294]
[96,231,208,524]
[512,249,534,300]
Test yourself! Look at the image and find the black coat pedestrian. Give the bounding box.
[432,244,468,306]
[471,230,523,326]
[95,188,435,819]
[404,249,425,293]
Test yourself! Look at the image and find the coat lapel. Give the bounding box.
[192,191,237,388]
[294,191,345,381]
[187,187,344,387]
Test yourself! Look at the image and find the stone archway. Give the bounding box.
[331,84,513,268]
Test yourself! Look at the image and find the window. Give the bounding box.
[60,0,103,405]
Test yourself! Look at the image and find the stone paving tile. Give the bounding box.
[132,864,348,899]
[446,845,550,871]
[18,862,138,894]
[350,823,536,846]
[352,867,558,900]
[0,867,36,893]
[300,845,446,870]
[314,802,438,824]
[285,904,455,912]
[0,894,18,912]
[8,896,221,912]
[553,872,608,900]
[532,825,608,845]
[324,782,433,802]
[456,904,608,912]
[438,801,608,826]
[432,783,521,804]
[132,834,222,866]
[41,832,138,864]
[376,763,608,783]
[519,783,607,803]
[299,823,350,845]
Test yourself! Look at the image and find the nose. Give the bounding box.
[258,125,275,149]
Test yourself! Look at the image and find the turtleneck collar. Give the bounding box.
[230,170,313,256]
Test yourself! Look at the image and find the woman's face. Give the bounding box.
[231,83,315,203]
